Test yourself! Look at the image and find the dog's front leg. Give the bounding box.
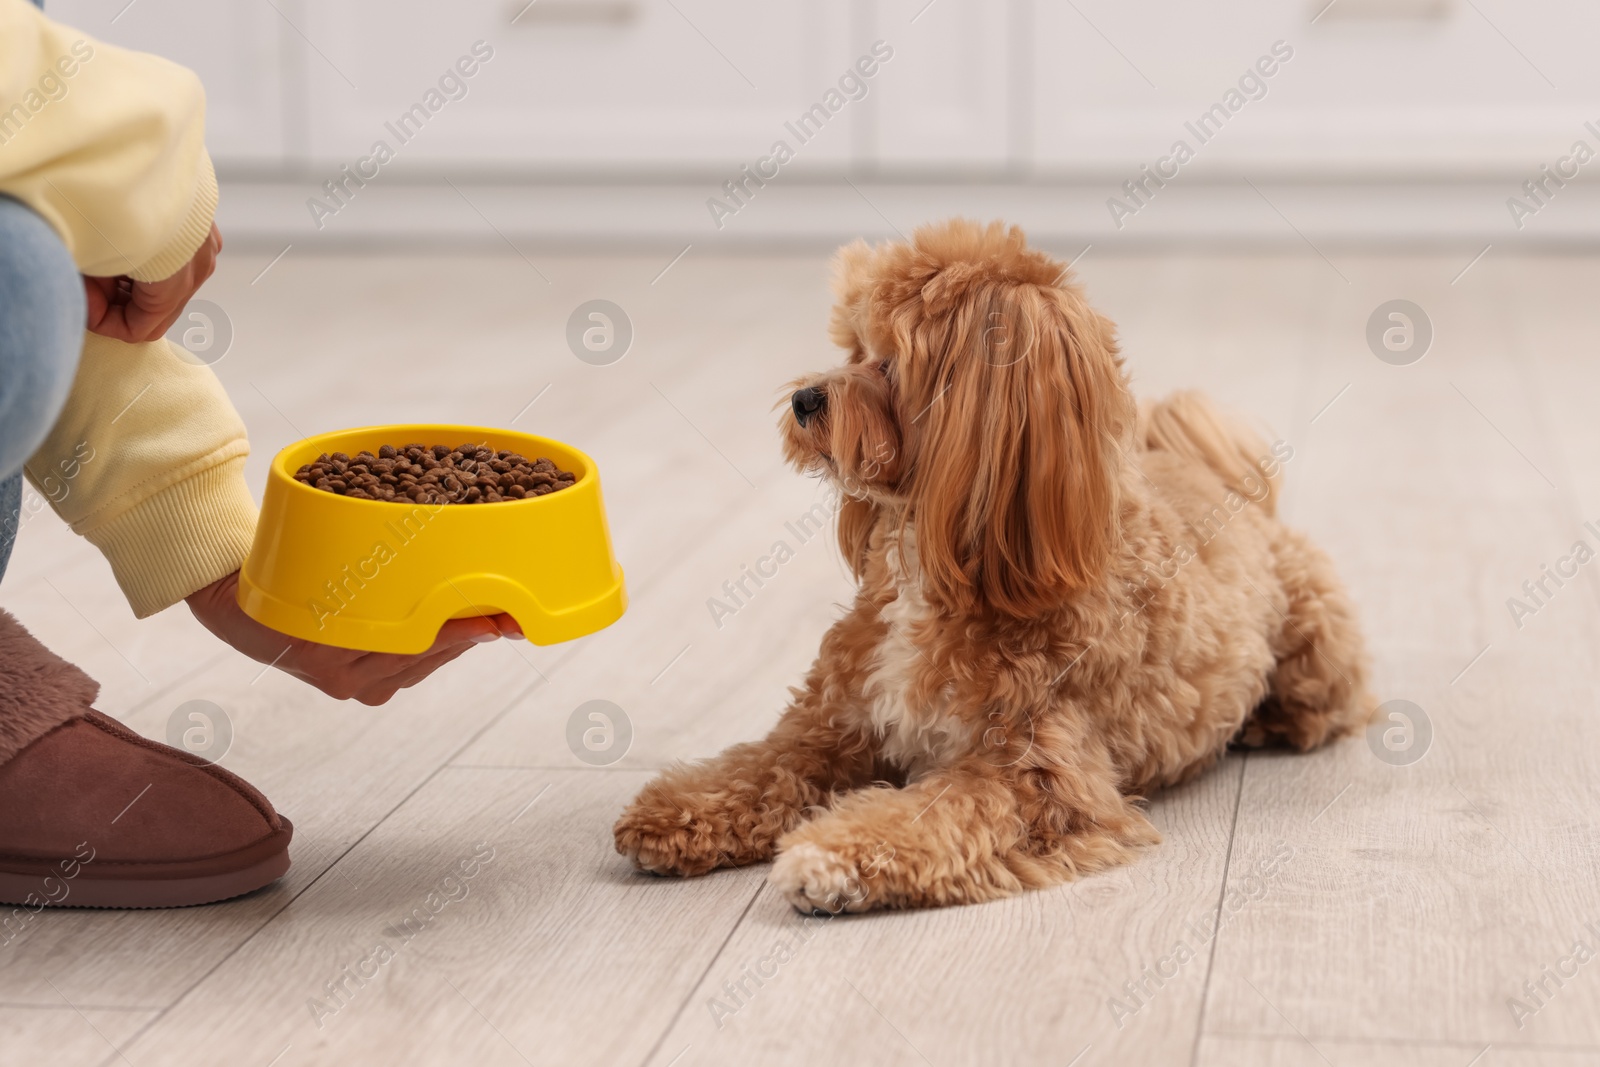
[768,747,1160,913]
[614,687,881,877]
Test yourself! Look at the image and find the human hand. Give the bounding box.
[83,222,223,343]
[185,570,523,706]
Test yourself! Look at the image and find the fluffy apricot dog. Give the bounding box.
[615,219,1371,912]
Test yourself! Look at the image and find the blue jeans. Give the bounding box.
[0,193,86,583]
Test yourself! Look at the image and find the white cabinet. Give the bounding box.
[298,0,866,171]
[860,0,1015,169]
[38,0,1600,178]
[1030,0,1600,174]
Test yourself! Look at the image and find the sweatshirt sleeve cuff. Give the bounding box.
[84,454,258,618]
[127,154,219,283]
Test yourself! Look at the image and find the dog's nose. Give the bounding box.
[791,386,826,427]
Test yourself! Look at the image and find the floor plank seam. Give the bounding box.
[447,763,667,772]
[635,881,767,1067]
[1188,753,1249,1067]
[605,481,786,609]
[1203,1030,1600,1052]
[1510,294,1600,622]
[113,647,233,721]
[0,1002,163,1012]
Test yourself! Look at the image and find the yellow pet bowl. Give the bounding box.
[237,424,627,653]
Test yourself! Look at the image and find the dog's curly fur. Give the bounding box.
[615,219,1372,913]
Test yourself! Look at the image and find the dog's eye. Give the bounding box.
[851,344,895,383]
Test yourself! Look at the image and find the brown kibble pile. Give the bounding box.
[293,443,577,504]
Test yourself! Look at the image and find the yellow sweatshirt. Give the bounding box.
[1,0,255,618]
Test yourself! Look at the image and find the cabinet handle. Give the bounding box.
[509,0,639,26]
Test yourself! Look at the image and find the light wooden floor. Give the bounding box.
[4,246,1600,1067]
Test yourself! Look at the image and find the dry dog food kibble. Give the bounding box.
[293,444,577,504]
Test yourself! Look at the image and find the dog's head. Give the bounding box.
[781,219,1132,617]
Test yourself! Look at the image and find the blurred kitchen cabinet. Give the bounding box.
[861,0,1015,170]
[1030,0,1600,174]
[46,0,290,168]
[298,0,866,172]
[49,0,1600,180]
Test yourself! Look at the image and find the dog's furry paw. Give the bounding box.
[769,842,871,914]
[614,771,777,876]
[614,823,695,876]
[613,805,727,877]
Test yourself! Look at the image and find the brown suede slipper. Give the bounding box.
[0,610,292,910]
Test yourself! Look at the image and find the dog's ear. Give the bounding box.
[835,494,876,581]
[911,283,1131,617]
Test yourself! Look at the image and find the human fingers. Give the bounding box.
[303,615,505,699]
[340,614,521,703]
[122,274,195,342]
[82,276,141,342]
[350,643,477,706]
[434,613,522,645]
